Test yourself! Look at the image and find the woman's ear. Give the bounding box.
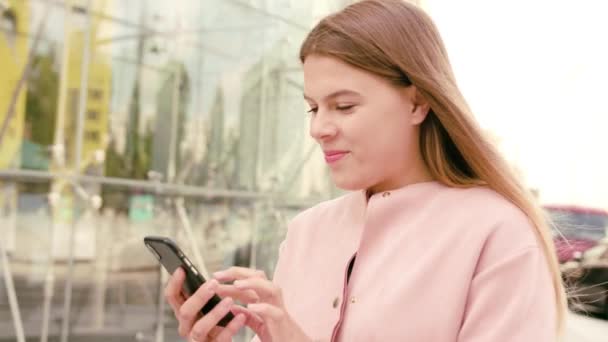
[410,86,430,125]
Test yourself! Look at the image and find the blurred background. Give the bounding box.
[0,0,606,341]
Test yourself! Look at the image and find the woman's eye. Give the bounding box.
[336,104,355,112]
[307,107,318,114]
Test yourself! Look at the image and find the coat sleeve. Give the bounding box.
[457,245,558,342]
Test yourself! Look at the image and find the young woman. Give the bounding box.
[164,1,566,341]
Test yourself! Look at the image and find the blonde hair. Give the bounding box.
[300,0,566,334]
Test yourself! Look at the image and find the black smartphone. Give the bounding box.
[143,236,234,327]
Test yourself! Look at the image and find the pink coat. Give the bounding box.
[257,181,557,341]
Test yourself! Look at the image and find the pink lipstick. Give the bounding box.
[324,150,348,164]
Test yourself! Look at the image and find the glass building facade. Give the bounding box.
[0,0,361,341]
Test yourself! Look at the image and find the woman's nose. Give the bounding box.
[309,112,338,141]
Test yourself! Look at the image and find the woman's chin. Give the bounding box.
[331,175,370,192]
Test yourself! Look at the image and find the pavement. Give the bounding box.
[565,311,608,341]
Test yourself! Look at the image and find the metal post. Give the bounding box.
[166,64,182,184]
[153,176,166,342]
[68,182,105,331]
[255,32,269,189]
[0,233,25,342]
[41,0,75,340]
[60,0,93,340]
[176,200,209,278]
[51,0,73,169]
[249,202,260,271]
[60,200,81,342]
[243,200,261,342]
[154,269,168,342]
[41,191,59,342]
[92,206,107,330]
[246,3,269,341]
[155,15,184,342]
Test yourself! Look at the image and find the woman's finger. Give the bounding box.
[189,297,234,342]
[231,305,264,326]
[206,326,223,341]
[247,302,285,321]
[242,303,312,342]
[177,279,219,337]
[230,305,266,337]
[165,267,186,313]
[213,314,247,342]
[233,277,282,304]
[213,266,267,282]
[187,326,221,342]
[216,283,260,304]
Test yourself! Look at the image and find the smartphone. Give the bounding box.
[143,236,234,327]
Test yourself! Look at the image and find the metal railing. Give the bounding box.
[0,169,308,342]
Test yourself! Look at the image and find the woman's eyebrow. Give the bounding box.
[303,89,361,102]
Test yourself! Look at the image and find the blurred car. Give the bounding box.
[562,238,608,319]
[544,205,608,263]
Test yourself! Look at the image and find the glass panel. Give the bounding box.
[1,1,347,340]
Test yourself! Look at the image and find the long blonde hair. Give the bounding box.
[300,0,566,334]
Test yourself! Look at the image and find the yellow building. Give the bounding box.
[0,0,29,253]
[62,29,112,171]
[50,1,112,260]
[0,0,29,169]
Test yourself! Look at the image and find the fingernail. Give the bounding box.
[207,279,218,290]
[233,280,243,288]
[213,270,225,278]
[224,297,234,306]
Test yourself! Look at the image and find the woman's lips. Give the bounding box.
[324,151,348,164]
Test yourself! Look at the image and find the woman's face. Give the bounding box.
[303,55,431,193]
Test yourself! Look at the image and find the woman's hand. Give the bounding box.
[213,267,313,342]
[164,267,247,341]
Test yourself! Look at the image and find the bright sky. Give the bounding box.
[424,0,608,209]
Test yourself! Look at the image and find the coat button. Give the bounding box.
[350,296,357,304]
[382,192,391,198]
[332,297,340,308]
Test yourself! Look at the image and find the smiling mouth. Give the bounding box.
[324,151,348,164]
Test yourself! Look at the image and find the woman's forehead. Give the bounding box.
[303,56,383,100]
